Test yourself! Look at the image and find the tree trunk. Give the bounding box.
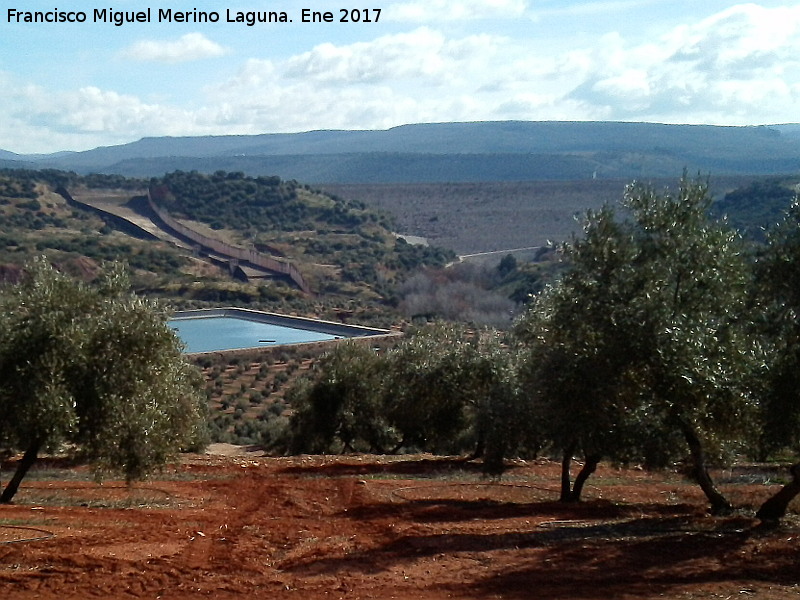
[756,463,800,525]
[1,439,42,504]
[560,442,576,502]
[390,435,408,455]
[570,453,601,502]
[468,434,485,461]
[679,421,732,515]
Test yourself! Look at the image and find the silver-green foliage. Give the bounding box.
[750,198,800,522]
[286,323,523,462]
[288,340,392,454]
[757,198,800,455]
[516,176,758,509]
[0,258,206,500]
[619,179,758,461]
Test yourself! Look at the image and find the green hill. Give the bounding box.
[0,169,453,325]
[8,121,800,183]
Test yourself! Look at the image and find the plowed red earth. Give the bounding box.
[1,448,798,599]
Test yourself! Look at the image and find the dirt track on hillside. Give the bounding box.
[0,452,798,599]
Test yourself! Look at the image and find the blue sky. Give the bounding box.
[2,1,799,153]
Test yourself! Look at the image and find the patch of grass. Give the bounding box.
[14,468,94,482]
[0,517,56,527]
[14,485,175,509]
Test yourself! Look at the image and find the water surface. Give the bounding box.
[170,316,338,353]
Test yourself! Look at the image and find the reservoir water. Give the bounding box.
[170,316,339,353]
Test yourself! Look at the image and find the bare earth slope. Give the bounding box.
[0,453,798,599]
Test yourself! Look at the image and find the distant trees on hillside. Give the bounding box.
[713,177,798,240]
[153,170,325,232]
[397,261,517,327]
[150,170,456,295]
[0,174,37,199]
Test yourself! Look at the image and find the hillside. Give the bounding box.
[323,175,785,255]
[0,169,453,325]
[5,121,800,183]
[3,167,798,337]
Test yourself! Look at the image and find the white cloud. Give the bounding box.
[566,3,800,123]
[120,33,228,63]
[282,28,502,85]
[200,27,519,133]
[0,75,212,153]
[531,0,656,19]
[52,87,184,132]
[390,0,528,21]
[667,4,800,75]
[5,3,800,153]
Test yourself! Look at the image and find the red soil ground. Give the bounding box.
[0,449,798,599]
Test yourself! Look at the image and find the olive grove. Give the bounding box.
[280,176,800,522]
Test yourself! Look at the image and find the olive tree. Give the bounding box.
[753,198,800,523]
[515,207,667,501]
[381,323,475,453]
[287,340,393,454]
[0,258,207,503]
[516,177,757,511]
[622,178,757,514]
[285,323,525,467]
[460,329,530,476]
[285,326,468,456]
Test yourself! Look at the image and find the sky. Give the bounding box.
[2,0,800,154]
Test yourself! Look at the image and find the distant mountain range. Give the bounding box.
[3,121,800,183]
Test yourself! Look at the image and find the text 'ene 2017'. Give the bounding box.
[301,9,382,23]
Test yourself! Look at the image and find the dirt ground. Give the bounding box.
[1,448,798,599]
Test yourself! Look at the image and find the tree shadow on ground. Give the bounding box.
[463,523,800,599]
[282,491,755,568]
[345,495,689,524]
[276,457,800,598]
[281,508,795,600]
